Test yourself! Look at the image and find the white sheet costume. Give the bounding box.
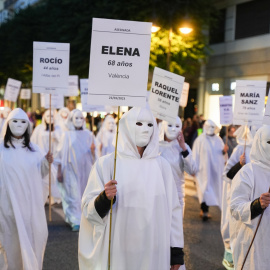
[55,109,96,229]
[0,108,49,270]
[31,109,61,203]
[159,117,197,213]
[96,115,116,157]
[55,107,70,132]
[192,119,225,208]
[79,107,184,270]
[221,126,253,251]
[230,125,270,270]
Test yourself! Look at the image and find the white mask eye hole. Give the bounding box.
[13,120,18,123]
[148,123,153,127]
[22,120,26,124]
[168,124,172,127]
[267,141,270,144]
[176,125,180,128]
[136,122,143,126]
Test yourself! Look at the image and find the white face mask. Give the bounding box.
[164,118,182,141]
[106,117,115,132]
[135,109,154,147]
[9,119,28,137]
[72,111,84,128]
[61,111,68,119]
[205,125,215,135]
[44,111,54,124]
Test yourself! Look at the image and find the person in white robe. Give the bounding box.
[0,108,53,270]
[230,125,270,270]
[31,109,62,203]
[79,107,184,270]
[55,107,70,132]
[96,114,116,157]
[0,107,11,139]
[56,109,96,231]
[192,119,228,220]
[159,117,197,215]
[221,126,253,270]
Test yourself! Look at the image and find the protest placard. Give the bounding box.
[149,67,184,123]
[179,82,190,107]
[219,96,233,125]
[233,80,266,125]
[80,79,105,112]
[41,93,64,109]
[33,41,70,95]
[20,89,31,100]
[4,78,22,102]
[65,75,79,97]
[88,18,152,107]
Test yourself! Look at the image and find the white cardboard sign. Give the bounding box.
[65,75,79,97]
[41,93,64,109]
[4,78,22,102]
[219,96,233,125]
[263,92,270,125]
[33,41,70,94]
[88,18,152,107]
[179,82,190,107]
[20,89,31,100]
[233,80,266,125]
[80,79,105,112]
[149,67,184,123]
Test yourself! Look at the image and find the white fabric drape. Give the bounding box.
[79,107,183,270]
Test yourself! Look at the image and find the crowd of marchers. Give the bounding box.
[0,105,269,270]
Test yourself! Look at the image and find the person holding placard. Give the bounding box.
[31,109,62,204]
[55,109,97,231]
[230,125,270,270]
[159,117,197,216]
[96,115,116,157]
[0,108,53,270]
[192,119,228,221]
[55,107,70,132]
[79,107,184,270]
[221,126,253,270]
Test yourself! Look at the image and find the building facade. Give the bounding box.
[198,0,270,125]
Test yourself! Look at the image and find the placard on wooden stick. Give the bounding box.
[4,78,22,102]
[233,80,266,126]
[88,18,152,107]
[179,82,190,108]
[33,41,70,95]
[20,89,31,100]
[65,75,79,97]
[41,93,64,109]
[219,96,233,125]
[263,92,270,125]
[149,67,184,123]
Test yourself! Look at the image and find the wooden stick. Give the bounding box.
[49,94,52,222]
[91,114,94,132]
[241,187,270,270]
[108,106,120,270]
[225,126,228,146]
[243,125,248,155]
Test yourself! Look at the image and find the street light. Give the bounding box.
[151,25,160,33]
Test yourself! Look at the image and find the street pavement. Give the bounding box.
[43,176,225,270]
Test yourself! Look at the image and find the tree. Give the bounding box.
[0,0,216,86]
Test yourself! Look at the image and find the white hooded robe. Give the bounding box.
[79,107,184,270]
[0,108,49,270]
[230,126,270,270]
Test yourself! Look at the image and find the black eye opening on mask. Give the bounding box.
[267,141,270,144]
[136,122,143,126]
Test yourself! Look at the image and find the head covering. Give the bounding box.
[250,125,270,169]
[0,108,31,138]
[114,106,159,159]
[100,115,116,133]
[233,125,253,146]
[65,109,84,130]
[203,119,220,135]
[159,117,182,142]
[41,109,56,128]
